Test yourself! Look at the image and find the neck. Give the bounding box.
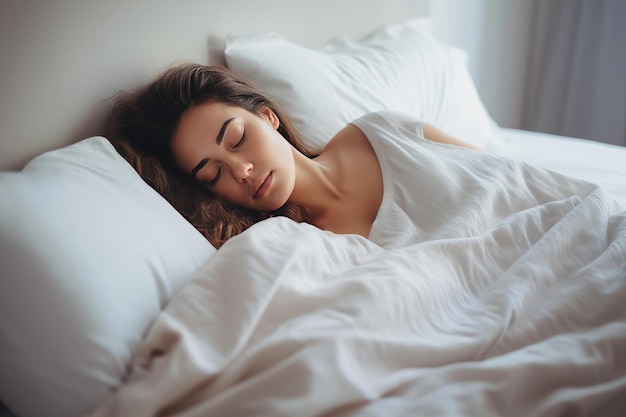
[287,148,342,220]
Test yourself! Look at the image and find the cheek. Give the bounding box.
[278,136,295,165]
[217,180,244,199]
[281,149,297,195]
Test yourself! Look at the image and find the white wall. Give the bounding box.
[0,0,430,171]
[1,0,537,170]
[430,0,534,129]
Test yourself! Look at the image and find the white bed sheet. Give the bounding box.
[497,128,626,207]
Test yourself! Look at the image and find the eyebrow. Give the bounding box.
[190,117,236,178]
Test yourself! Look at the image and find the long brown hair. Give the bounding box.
[104,64,315,248]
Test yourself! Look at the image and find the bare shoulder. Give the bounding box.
[321,123,381,198]
[314,123,382,238]
[422,123,483,151]
[321,124,378,178]
[323,123,372,154]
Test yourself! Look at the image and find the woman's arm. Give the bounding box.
[423,123,483,151]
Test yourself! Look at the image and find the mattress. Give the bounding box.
[498,128,626,207]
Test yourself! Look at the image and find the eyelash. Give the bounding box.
[207,168,221,186]
[208,132,246,185]
[233,132,246,149]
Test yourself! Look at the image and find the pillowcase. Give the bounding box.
[225,18,504,153]
[0,137,214,417]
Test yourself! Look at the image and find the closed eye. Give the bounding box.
[205,166,221,186]
[233,132,246,149]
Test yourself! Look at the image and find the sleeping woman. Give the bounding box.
[105,64,480,248]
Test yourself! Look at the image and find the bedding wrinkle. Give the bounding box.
[89,112,626,417]
[479,196,620,357]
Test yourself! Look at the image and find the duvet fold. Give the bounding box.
[89,153,626,417]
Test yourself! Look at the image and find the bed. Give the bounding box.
[1,2,625,417]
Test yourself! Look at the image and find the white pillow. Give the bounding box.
[0,137,214,417]
[225,18,504,152]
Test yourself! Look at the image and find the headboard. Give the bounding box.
[0,0,430,171]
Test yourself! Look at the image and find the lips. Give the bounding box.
[253,172,272,199]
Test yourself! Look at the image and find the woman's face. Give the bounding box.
[171,101,296,212]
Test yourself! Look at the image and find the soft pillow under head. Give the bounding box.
[225,18,504,152]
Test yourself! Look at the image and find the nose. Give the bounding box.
[228,156,253,183]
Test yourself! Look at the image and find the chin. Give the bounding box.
[261,201,288,213]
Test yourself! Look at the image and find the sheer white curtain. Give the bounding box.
[523,0,626,146]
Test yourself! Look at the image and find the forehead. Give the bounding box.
[170,102,235,168]
[176,101,235,137]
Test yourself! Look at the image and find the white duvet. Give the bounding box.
[90,150,626,416]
